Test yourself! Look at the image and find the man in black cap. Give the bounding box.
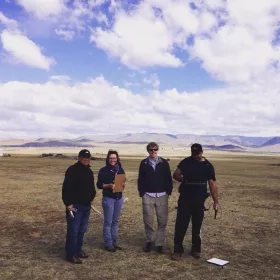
[62,149,96,264]
[171,143,219,260]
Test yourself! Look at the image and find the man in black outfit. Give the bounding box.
[62,149,96,264]
[171,143,219,260]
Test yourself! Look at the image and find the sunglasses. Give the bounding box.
[149,149,158,151]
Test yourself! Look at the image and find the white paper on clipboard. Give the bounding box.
[207,258,229,266]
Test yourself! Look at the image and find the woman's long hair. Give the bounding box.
[106,149,122,167]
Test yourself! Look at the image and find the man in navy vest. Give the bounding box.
[171,143,219,260]
[138,142,173,254]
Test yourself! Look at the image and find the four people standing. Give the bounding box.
[62,143,218,263]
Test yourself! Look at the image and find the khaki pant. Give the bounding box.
[142,194,168,246]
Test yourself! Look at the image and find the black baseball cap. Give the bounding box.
[78,149,91,158]
[191,143,203,155]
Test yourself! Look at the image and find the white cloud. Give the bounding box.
[15,0,109,40]
[192,25,280,83]
[87,0,280,84]
[90,1,184,68]
[49,75,71,82]
[189,0,280,83]
[55,28,75,41]
[0,76,280,138]
[88,0,108,8]
[143,73,160,89]
[10,0,280,84]
[0,11,18,29]
[1,29,55,70]
[15,0,67,19]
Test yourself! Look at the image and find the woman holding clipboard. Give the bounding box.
[97,150,126,252]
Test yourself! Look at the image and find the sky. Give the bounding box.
[0,0,280,139]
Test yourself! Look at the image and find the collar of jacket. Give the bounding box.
[144,156,163,165]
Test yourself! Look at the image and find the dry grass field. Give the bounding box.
[0,154,280,280]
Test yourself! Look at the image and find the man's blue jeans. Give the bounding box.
[65,203,91,258]
[102,196,123,248]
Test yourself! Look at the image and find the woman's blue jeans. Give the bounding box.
[102,196,123,248]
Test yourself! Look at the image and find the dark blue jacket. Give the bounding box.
[97,165,125,199]
[137,157,173,197]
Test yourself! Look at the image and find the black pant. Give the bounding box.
[173,194,204,253]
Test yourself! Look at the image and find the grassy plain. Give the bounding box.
[0,154,280,280]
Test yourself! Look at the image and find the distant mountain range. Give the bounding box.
[0,133,280,152]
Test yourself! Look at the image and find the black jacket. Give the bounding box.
[96,165,125,199]
[137,157,173,197]
[62,161,96,206]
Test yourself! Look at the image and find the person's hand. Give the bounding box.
[213,201,219,211]
[66,204,73,211]
[110,183,115,189]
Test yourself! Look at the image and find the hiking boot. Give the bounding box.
[170,252,182,261]
[190,251,201,259]
[143,242,152,253]
[66,256,82,264]
[104,246,116,252]
[155,246,164,254]
[78,250,89,258]
[114,244,123,250]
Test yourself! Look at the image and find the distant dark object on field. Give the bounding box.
[91,156,105,161]
[3,153,11,157]
[41,153,64,158]
[40,153,105,161]
[267,163,280,166]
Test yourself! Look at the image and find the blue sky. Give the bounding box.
[0,0,280,138]
[0,0,223,92]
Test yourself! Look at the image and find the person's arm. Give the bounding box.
[62,167,74,211]
[91,172,97,202]
[96,169,115,190]
[208,163,218,210]
[165,161,173,195]
[173,168,183,183]
[208,179,219,210]
[137,161,144,197]
[103,183,115,189]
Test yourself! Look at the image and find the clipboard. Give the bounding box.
[113,173,126,193]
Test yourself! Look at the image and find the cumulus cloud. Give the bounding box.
[190,0,280,83]
[90,1,185,68]
[55,28,75,41]
[1,1,280,138]
[11,0,280,83]
[13,1,280,83]
[0,12,55,70]
[1,29,55,70]
[143,73,160,89]
[49,75,71,82]
[15,0,68,19]
[0,11,18,29]
[0,76,280,138]
[88,0,280,83]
